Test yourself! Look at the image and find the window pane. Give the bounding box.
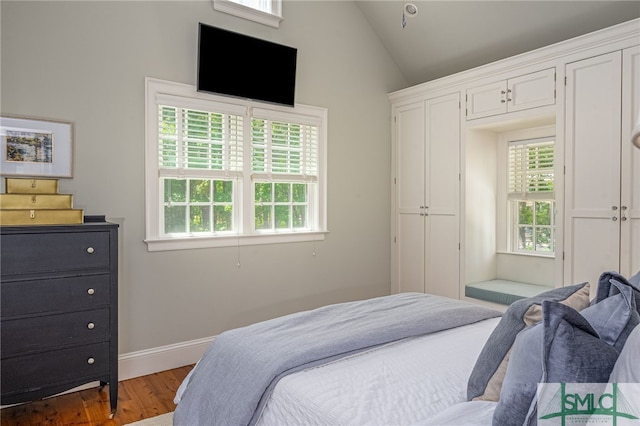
[190,180,210,203]
[255,182,272,202]
[517,226,533,251]
[214,205,233,231]
[231,0,272,14]
[293,205,306,228]
[274,183,290,202]
[255,205,272,229]
[214,180,233,203]
[292,183,306,202]
[165,206,186,233]
[190,206,211,232]
[518,201,533,225]
[275,205,289,229]
[536,228,553,252]
[164,179,186,202]
[535,202,551,226]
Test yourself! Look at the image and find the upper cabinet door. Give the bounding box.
[507,68,556,112]
[466,68,556,120]
[466,81,507,120]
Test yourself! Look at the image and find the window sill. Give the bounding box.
[496,250,555,259]
[145,231,327,252]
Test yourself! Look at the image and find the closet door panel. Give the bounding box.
[427,215,459,299]
[425,93,460,298]
[396,103,425,214]
[565,51,622,288]
[398,214,425,293]
[395,102,426,293]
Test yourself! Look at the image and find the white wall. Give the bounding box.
[1,1,406,360]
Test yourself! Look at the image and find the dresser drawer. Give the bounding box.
[1,342,110,398]
[1,308,110,356]
[1,274,110,318]
[0,231,110,276]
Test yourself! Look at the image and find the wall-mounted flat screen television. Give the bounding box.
[197,23,297,107]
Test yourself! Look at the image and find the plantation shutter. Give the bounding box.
[157,95,244,179]
[250,108,319,182]
[508,138,555,200]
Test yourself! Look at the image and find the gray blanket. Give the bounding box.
[173,292,502,426]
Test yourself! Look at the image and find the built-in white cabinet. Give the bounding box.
[564,46,640,289]
[465,68,556,120]
[390,19,639,301]
[393,93,460,298]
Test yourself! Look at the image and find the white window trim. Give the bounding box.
[213,0,283,28]
[144,77,327,252]
[496,125,556,257]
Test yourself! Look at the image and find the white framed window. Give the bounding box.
[507,136,556,255]
[213,0,283,28]
[145,77,327,252]
[496,125,556,257]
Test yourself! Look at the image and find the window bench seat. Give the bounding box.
[465,279,553,306]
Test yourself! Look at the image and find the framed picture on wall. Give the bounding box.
[0,115,74,178]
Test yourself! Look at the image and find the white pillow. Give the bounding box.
[609,324,640,383]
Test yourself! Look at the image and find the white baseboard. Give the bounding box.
[118,335,214,381]
[0,337,213,408]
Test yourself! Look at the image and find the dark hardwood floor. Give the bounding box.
[0,365,193,426]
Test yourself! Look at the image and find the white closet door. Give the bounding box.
[621,46,640,277]
[425,93,460,298]
[564,51,622,290]
[395,103,426,293]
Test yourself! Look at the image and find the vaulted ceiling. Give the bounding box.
[355,1,640,87]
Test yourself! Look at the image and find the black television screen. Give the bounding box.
[197,23,297,107]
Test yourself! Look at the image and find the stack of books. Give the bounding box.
[0,178,83,225]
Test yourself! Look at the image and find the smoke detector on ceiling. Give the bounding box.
[402,3,418,29]
[404,3,418,17]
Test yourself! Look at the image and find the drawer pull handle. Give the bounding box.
[87,288,95,295]
[87,322,95,330]
[87,357,95,365]
[86,247,95,254]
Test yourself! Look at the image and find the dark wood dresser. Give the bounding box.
[0,216,118,417]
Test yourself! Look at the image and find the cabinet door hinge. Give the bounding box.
[394,236,397,243]
[564,76,567,86]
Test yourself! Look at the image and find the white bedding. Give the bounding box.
[257,316,501,426]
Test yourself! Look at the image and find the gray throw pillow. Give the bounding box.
[582,276,640,352]
[596,270,640,316]
[492,301,619,426]
[466,282,590,402]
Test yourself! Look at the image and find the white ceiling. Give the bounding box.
[355,1,640,86]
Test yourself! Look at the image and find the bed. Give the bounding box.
[173,270,640,426]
